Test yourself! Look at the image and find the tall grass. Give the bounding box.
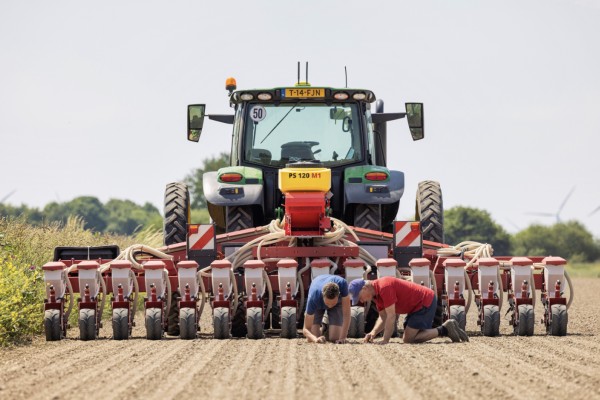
[0,216,162,346]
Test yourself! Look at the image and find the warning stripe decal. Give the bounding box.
[394,221,421,247]
[189,225,215,251]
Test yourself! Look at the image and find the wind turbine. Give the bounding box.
[526,186,575,223]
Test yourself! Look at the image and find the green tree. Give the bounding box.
[43,196,107,232]
[105,199,161,235]
[0,204,44,224]
[444,206,512,255]
[512,221,600,262]
[184,152,229,208]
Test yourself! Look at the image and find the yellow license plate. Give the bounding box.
[284,88,325,98]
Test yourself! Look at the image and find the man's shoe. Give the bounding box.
[442,319,462,342]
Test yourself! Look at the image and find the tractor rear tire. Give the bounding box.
[482,305,500,337]
[348,306,365,338]
[179,307,197,340]
[226,206,254,233]
[280,306,297,339]
[449,305,467,331]
[246,307,264,340]
[145,308,163,340]
[353,204,382,232]
[515,304,535,336]
[549,304,568,336]
[164,182,190,246]
[79,309,96,341]
[44,309,62,341]
[112,308,129,340]
[416,181,444,243]
[213,307,230,339]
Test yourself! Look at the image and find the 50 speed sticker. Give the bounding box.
[250,105,266,122]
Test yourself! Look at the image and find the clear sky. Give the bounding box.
[1,0,599,238]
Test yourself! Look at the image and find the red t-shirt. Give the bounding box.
[372,276,435,314]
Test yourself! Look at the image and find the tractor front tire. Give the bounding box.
[44,309,62,341]
[353,204,382,232]
[164,182,190,246]
[416,181,444,243]
[226,206,254,233]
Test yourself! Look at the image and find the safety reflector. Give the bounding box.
[188,225,215,251]
[394,221,421,247]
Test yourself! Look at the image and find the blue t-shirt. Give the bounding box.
[305,274,349,315]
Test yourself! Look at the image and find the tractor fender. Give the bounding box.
[203,171,264,207]
[344,170,405,205]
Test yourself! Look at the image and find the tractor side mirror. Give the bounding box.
[405,103,424,141]
[187,104,206,142]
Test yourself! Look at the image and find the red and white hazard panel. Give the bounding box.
[188,224,215,251]
[394,221,421,247]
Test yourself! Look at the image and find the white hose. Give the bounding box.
[65,276,74,321]
[529,268,536,307]
[565,269,574,310]
[196,271,207,319]
[464,270,473,314]
[497,268,504,312]
[164,270,172,318]
[263,270,273,320]
[230,269,239,313]
[98,271,107,321]
[429,270,438,296]
[130,269,139,323]
[297,271,305,313]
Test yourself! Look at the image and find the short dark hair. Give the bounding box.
[322,282,340,300]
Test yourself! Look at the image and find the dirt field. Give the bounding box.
[1,277,598,400]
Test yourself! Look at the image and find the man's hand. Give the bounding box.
[335,338,348,344]
[316,336,327,344]
[364,333,374,343]
[374,339,389,345]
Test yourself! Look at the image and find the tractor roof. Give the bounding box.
[229,85,376,104]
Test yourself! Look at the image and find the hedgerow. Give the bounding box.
[0,216,161,346]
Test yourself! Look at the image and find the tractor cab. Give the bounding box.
[184,79,424,234]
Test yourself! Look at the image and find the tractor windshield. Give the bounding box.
[242,102,363,167]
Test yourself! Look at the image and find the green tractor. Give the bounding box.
[164,77,443,245]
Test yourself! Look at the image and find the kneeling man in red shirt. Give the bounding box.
[349,277,469,344]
